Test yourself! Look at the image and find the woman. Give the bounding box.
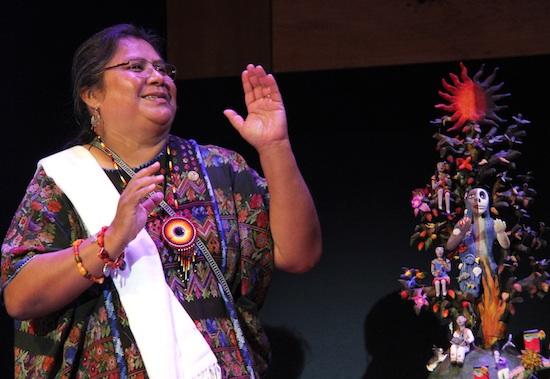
[1,24,321,378]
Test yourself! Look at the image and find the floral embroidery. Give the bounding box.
[13,348,55,379]
[2,136,273,378]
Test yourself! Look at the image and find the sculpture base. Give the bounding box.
[428,347,521,378]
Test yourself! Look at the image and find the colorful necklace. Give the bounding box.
[91,136,198,281]
[93,136,259,378]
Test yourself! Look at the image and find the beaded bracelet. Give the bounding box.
[96,226,126,276]
[72,239,104,284]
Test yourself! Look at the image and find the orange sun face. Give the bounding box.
[454,80,486,122]
[435,62,509,133]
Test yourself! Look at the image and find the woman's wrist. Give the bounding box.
[96,226,125,269]
[102,225,127,259]
[256,138,292,158]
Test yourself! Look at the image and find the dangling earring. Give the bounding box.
[90,108,101,130]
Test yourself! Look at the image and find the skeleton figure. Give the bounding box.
[446,188,510,297]
[431,246,451,297]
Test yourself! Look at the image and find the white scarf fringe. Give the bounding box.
[193,363,222,379]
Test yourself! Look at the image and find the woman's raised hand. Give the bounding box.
[223,64,289,153]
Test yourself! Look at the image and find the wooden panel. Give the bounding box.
[167,1,272,79]
[272,0,550,72]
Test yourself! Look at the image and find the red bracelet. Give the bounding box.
[96,226,125,270]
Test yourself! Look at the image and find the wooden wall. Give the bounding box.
[167,1,272,79]
[168,0,550,79]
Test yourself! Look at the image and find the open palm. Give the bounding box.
[224,64,288,152]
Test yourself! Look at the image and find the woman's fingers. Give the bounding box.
[114,162,165,223]
[111,171,165,245]
[223,109,244,130]
[128,175,163,196]
[122,162,164,203]
[134,161,161,178]
[243,64,281,103]
[140,191,164,213]
[242,70,255,105]
[133,183,161,204]
[260,73,282,102]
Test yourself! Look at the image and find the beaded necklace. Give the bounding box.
[92,135,198,282]
[93,136,258,378]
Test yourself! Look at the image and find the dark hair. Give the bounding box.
[71,24,164,144]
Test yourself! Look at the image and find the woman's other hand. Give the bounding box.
[107,162,164,254]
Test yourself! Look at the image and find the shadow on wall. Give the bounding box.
[362,291,449,379]
[264,325,309,379]
[0,308,13,378]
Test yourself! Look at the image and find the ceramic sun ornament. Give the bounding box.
[435,62,510,133]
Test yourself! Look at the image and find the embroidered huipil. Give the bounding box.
[1,136,273,378]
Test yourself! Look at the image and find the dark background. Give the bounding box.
[2,3,550,378]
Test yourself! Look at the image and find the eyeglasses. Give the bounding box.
[103,58,177,80]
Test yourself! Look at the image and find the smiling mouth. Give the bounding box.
[143,95,168,100]
[142,95,172,105]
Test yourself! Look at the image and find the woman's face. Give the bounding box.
[94,37,177,137]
